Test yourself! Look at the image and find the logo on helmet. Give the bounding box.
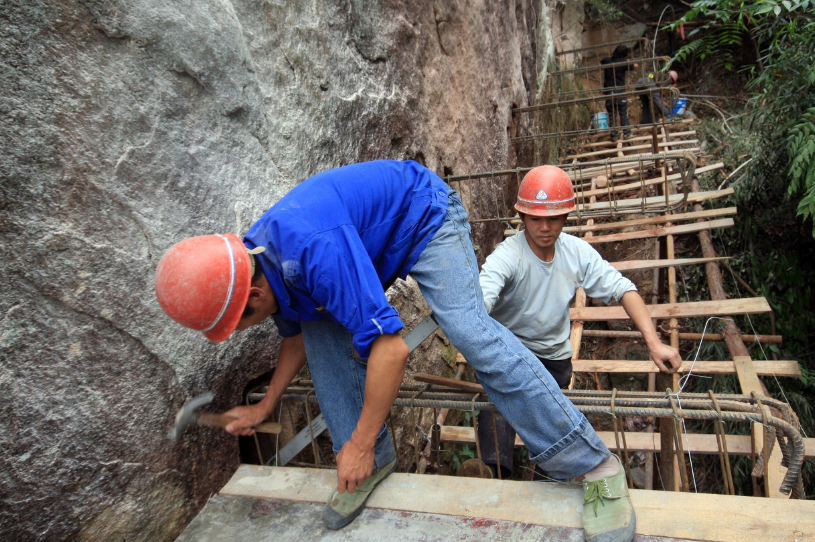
[535,189,549,201]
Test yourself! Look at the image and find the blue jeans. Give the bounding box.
[302,318,397,471]
[303,185,610,478]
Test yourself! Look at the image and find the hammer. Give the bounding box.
[167,391,282,441]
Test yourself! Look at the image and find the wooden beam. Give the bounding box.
[584,218,734,244]
[572,359,800,376]
[576,187,734,213]
[581,328,783,344]
[610,256,731,272]
[220,464,815,541]
[565,207,737,234]
[568,140,699,160]
[438,426,815,458]
[570,297,772,321]
[734,355,789,499]
[571,162,723,200]
[578,130,697,149]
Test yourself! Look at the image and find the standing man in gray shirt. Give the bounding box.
[476,165,681,541]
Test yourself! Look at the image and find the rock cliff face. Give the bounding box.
[0,0,548,539]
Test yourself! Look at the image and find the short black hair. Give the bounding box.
[612,44,629,59]
[241,256,264,319]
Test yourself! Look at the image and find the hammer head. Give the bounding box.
[167,391,214,441]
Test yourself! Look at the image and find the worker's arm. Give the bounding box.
[479,242,517,313]
[620,291,681,373]
[224,333,307,436]
[336,333,408,494]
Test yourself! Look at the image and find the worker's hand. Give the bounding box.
[634,63,640,69]
[335,430,375,494]
[649,342,682,374]
[223,403,272,436]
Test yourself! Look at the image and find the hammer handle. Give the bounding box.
[198,413,282,434]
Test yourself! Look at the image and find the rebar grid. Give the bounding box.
[444,152,695,224]
[250,382,804,497]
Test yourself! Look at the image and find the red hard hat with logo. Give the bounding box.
[154,233,253,343]
[514,165,576,217]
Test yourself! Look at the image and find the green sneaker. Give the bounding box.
[582,455,636,542]
[323,457,397,530]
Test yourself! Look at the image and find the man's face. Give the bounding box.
[522,213,568,254]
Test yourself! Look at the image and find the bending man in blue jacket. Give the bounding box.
[155,160,636,541]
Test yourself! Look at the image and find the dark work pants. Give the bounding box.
[605,96,631,140]
[639,91,668,125]
[475,356,573,478]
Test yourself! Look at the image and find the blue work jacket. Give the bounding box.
[243,160,449,357]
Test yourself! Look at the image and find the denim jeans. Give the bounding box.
[302,184,610,479]
[409,186,610,478]
[301,318,398,471]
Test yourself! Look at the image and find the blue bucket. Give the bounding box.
[671,97,688,117]
[593,112,609,131]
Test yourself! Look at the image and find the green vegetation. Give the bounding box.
[671,0,815,234]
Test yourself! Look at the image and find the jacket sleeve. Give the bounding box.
[579,243,637,305]
[479,240,517,314]
[303,226,404,358]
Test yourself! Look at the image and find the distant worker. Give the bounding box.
[155,160,647,541]
[600,44,639,142]
[478,165,682,540]
[635,70,679,124]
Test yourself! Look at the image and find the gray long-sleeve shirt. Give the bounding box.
[479,232,636,360]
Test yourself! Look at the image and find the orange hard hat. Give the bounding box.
[669,70,678,82]
[515,165,576,217]
[154,233,253,342]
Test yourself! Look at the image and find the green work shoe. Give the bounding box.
[582,455,636,542]
[323,457,398,530]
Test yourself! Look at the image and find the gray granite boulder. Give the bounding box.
[0,0,546,539]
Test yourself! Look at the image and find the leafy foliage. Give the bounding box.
[787,107,815,233]
[671,1,815,234]
[584,0,624,25]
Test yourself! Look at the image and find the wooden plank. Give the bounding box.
[219,465,815,541]
[568,140,699,160]
[439,426,815,458]
[578,130,697,149]
[610,256,730,272]
[565,207,737,234]
[581,328,783,343]
[570,297,772,321]
[584,218,734,244]
[571,359,801,377]
[567,162,724,197]
[576,188,734,213]
[734,355,789,499]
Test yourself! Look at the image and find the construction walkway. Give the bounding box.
[176,38,812,541]
[177,466,814,541]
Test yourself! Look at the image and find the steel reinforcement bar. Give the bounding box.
[261,384,804,495]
